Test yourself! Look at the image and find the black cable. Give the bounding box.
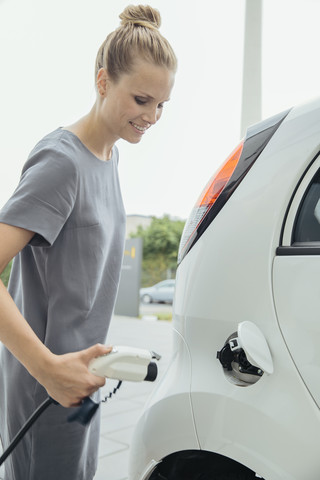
[0,381,123,466]
[101,380,122,403]
[0,397,55,467]
[67,381,123,425]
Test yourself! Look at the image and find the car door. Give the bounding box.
[273,153,320,408]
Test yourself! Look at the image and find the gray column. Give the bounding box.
[240,0,262,138]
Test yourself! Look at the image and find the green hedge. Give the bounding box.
[0,261,12,287]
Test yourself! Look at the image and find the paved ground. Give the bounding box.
[0,313,173,480]
[94,314,173,480]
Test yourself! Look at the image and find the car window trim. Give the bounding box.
[276,244,320,256]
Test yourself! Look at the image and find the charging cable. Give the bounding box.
[0,346,160,467]
[0,397,55,466]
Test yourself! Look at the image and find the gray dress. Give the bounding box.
[0,128,126,480]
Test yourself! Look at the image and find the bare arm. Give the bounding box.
[0,223,110,407]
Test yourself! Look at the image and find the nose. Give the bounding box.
[141,105,161,125]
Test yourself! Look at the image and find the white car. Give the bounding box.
[129,97,320,480]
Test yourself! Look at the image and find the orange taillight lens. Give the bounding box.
[196,141,244,209]
[178,141,244,264]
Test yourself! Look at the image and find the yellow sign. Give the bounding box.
[124,247,136,259]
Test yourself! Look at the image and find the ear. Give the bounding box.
[96,68,108,97]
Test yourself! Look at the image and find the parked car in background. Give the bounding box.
[129,97,320,480]
[140,279,175,304]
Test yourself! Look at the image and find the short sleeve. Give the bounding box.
[0,146,78,247]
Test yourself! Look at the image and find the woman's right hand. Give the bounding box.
[37,343,112,407]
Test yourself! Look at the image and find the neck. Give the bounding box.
[63,105,116,161]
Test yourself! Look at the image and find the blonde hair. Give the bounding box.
[95,4,177,83]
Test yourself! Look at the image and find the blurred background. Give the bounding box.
[1,0,320,316]
[1,0,320,218]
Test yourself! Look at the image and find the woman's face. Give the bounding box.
[98,59,175,144]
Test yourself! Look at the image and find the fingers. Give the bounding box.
[83,343,113,365]
[91,374,106,389]
[42,344,113,407]
[83,344,112,388]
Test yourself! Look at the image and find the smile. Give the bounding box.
[130,122,148,132]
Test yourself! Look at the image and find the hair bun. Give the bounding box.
[119,4,161,30]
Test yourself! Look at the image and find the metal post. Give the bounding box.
[240,0,263,138]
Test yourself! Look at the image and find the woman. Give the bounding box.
[0,5,177,479]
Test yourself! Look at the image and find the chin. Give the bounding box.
[126,136,143,144]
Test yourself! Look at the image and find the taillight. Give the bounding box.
[178,141,244,264]
[196,142,244,211]
[178,108,291,265]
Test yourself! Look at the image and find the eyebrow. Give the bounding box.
[136,93,171,102]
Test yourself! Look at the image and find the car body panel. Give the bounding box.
[173,99,320,478]
[129,329,199,480]
[272,154,320,411]
[129,98,320,479]
[273,256,320,409]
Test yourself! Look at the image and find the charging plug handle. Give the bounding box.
[67,397,99,425]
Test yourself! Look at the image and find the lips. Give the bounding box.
[130,121,149,133]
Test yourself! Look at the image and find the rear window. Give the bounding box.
[293,168,320,243]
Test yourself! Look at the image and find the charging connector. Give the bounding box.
[88,346,160,382]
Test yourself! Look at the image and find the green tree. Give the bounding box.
[131,215,185,286]
[0,260,12,288]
